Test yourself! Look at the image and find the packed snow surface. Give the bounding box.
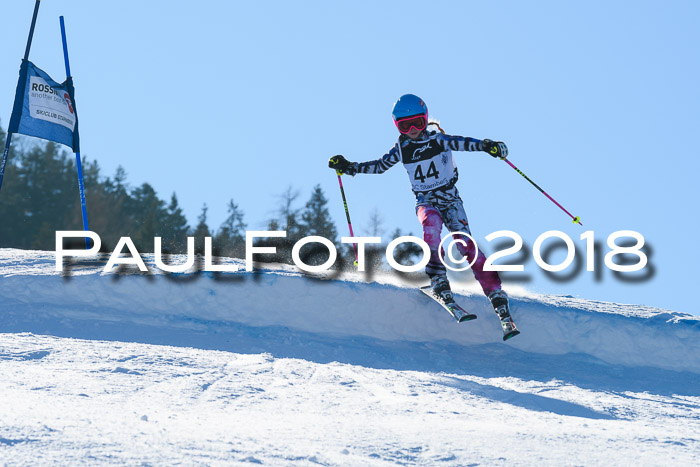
[1,249,699,465]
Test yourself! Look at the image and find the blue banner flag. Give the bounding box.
[8,60,80,152]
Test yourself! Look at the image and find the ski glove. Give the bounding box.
[329,155,357,176]
[482,139,508,160]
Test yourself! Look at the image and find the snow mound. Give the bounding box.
[2,249,699,374]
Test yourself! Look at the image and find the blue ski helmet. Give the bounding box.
[392,94,428,122]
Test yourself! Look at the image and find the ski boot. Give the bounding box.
[488,290,520,341]
[430,274,455,304]
[425,274,476,322]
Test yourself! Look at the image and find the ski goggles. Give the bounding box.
[395,114,427,134]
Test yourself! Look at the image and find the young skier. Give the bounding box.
[329,94,519,340]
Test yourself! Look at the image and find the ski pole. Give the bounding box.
[60,16,91,249]
[0,0,42,194]
[335,171,359,267]
[504,159,583,226]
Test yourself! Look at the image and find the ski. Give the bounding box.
[420,286,477,323]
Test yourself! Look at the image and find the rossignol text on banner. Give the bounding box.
[8,60,80,152]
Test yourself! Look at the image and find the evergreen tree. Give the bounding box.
[128,183,168,252]
[0,128,192,254]
[367,208,385,237]
[390,227,424,269]
[0,124,363,267]
[300,185,338,242]
[363,208,386,272]
[267,219,280,231]
[216,199,246,258]
[151,193,187,253]
[86,165,134,251]
[277,186,305,241]
[261,218,287,263]
[161,193,190,253]
[254,186,302,266]
[0,128,26,245]
[112,166,129,196]
[9,142,79,249]
[299,185,338,267]
[192,204,211,255]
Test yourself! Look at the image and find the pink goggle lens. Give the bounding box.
[395,115,427,134]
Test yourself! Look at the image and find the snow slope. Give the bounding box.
[1,249,699,465]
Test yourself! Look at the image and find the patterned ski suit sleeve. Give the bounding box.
[437,134,484,152]
[356,144,401,174]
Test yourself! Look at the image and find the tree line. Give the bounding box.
[0,126,420,270]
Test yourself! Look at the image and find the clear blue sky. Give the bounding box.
[2,1,698,315]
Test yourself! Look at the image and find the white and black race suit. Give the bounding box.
[353,130,503,294]
[355,130,483,209]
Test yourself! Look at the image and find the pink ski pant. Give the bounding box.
[416,203,501,296]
